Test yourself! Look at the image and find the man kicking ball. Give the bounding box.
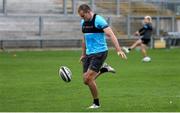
[78,4,127,109]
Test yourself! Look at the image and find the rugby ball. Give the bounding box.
[59,66,72,82]
[142,56,151,62]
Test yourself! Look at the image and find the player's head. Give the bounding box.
[144,16,152,23]
[78,4,93,21]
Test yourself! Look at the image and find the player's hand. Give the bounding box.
[79,55,85,63]
[117,51,127,59]
[134,31,140,36]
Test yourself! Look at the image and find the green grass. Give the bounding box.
[0,49,180,112]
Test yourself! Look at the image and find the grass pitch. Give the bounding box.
[0,48,180,112]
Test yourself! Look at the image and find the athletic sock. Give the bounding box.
[93,98,100,106]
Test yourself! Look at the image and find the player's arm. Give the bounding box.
[134,28,142,36]
[81,37,86,56]
[95,15,126,59]
[103,27,127,59]
[79,37,86,62]
[137,24,150,36]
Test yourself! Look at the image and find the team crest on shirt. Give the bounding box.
[83,26,94,29]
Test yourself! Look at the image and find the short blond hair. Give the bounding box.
[145,16,152,23]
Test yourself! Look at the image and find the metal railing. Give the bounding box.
[0,15,82,40]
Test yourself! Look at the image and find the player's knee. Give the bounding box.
[83,79,88,85]
[84,80,88,85]
[137,40,142,44]
[83,73,88,85]
[83,73,92,85]
[84,78,91,85]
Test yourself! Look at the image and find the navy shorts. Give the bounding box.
[141,38,150,45]
[82,51,108,73]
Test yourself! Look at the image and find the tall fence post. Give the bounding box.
[3,0,7,16]
[127,0,131,38]
[39,16,43,36]
[172,16,175,32]
[128,0,131,15]
[156,16,160,36]
[116,0,120,16]
[63,0,67,15]
[91,0,95,12]
[107,17,112,26]
[127,15,131,38]
[150,36,154,49]
[0,40,3,49]
[72,0,76,15]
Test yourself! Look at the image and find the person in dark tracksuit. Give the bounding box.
[122,16,153,62]
[78,4,127,109]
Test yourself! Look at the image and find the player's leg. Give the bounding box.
[83,70,99,107]
[93,52,115,79]
[130,39,142,50]
[95,63,116,79]
[100,63,116,74]
[82,55,100,108]
[140,43,148,57]
[140,38,151,62]
[83,70,98,99]
[84,51,107,108]
[122,39,142,53]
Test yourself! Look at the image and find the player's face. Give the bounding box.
[79,10,92,21]
[144,18,149,23]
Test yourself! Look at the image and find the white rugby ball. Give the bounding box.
[142,56,151,62]
[59,66,72,82]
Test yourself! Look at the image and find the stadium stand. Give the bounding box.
[0,0,179,49]
[6,0,63,14]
